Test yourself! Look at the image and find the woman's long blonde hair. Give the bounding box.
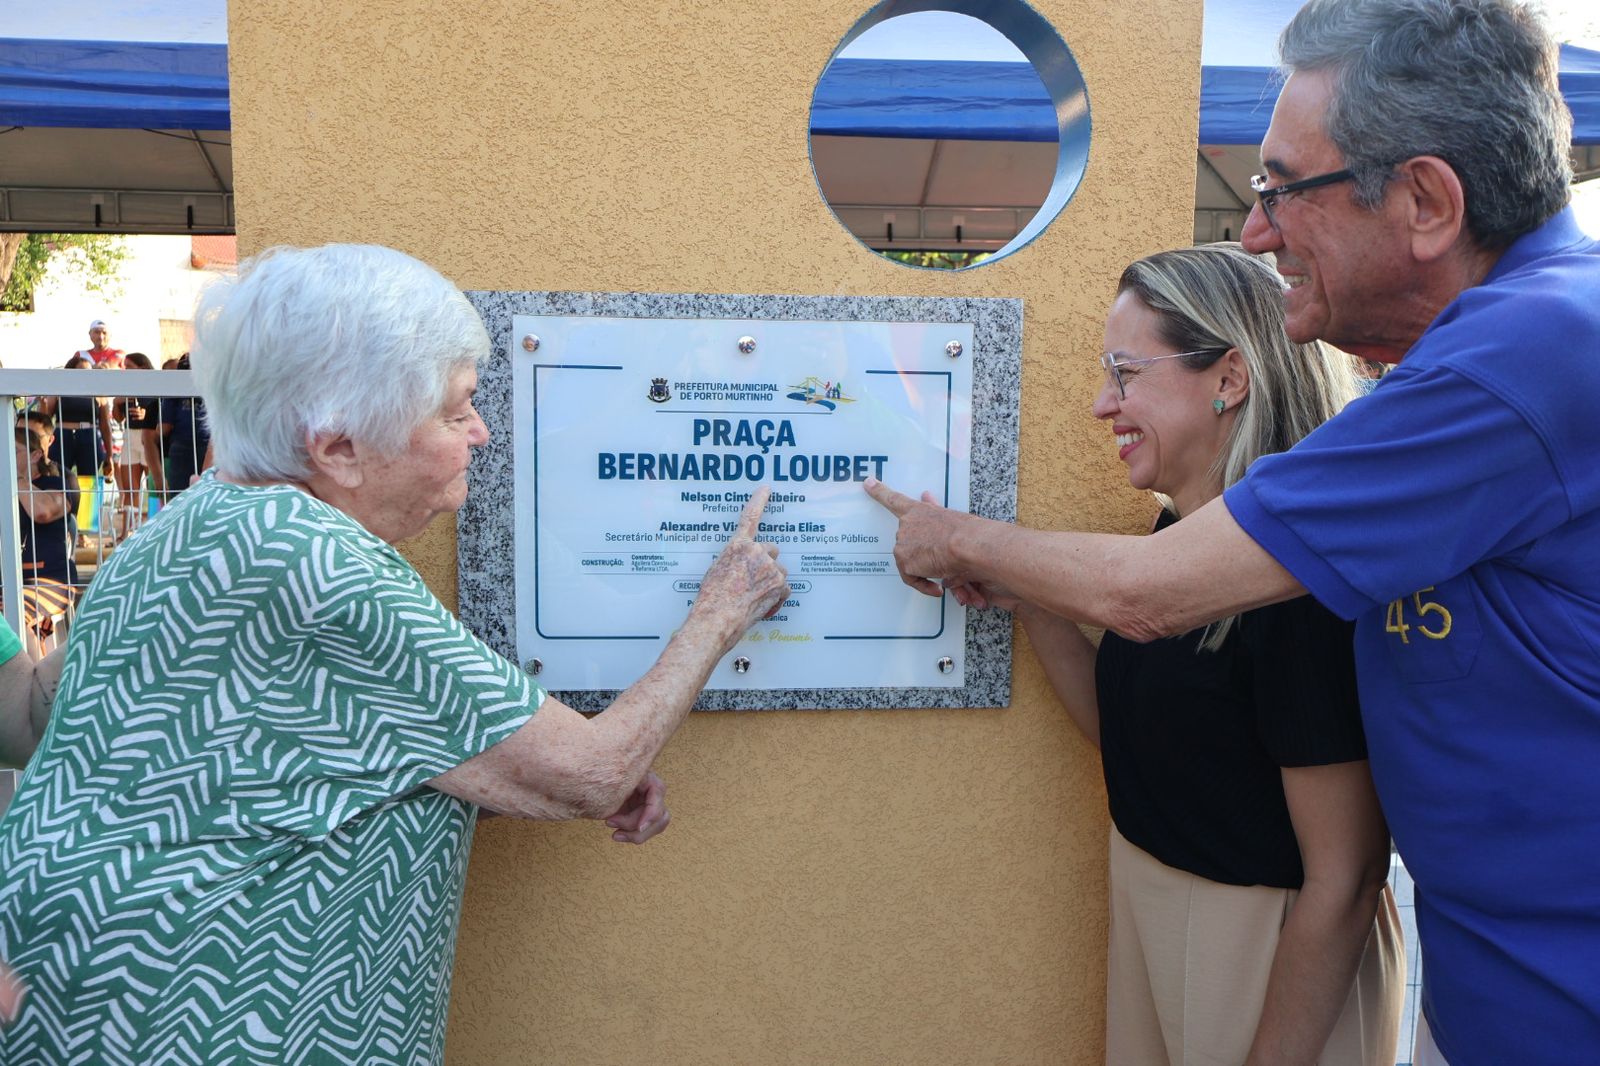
[1117,243,1359,649]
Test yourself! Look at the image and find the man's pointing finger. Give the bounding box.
[863,476,916,517]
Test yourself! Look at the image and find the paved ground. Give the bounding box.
[1389,852,1422,1066]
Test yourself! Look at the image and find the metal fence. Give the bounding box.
[0,367,202,654]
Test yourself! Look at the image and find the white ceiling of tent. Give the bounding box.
[811,133,1054,252]
[0,126,233,234]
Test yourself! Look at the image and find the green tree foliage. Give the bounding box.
[877,249,993,270]
[0,233,128,312]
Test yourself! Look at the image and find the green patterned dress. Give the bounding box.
[0,473,541,1064]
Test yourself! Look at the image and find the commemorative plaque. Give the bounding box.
[460,292,1020,710]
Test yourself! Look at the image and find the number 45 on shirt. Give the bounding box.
[1386,587,1453,644]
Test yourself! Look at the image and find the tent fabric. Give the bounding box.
[810,47,1600,146]
[1199,64,1285,145]
[2,36,1594,146]
[1202,44,1600,144]
[1563,42,1600,147]
[810,58,1057,143]
[0,38,228,130]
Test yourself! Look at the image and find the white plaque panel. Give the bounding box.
[512,315,972,690]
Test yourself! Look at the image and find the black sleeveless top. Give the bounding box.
[1094,509,1368,889]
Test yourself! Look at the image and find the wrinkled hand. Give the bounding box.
[945,578,1021,612]
[695,486,790,649]
[863,477,972,597]
[604,771,671,844]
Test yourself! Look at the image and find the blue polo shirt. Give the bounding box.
[1225,208,1600,1066]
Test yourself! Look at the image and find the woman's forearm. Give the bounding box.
[581,608,744,805]
[1248,761,1395,1066]
[1244,879,1387,1066]
[1016,604,1101,747]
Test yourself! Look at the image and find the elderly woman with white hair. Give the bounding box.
[0,244,789,1063]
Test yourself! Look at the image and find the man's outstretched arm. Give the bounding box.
[865,478,1305,641]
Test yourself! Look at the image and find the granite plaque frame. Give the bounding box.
[460,291,1020,710]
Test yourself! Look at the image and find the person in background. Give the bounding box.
[0,598,65,768]
[73,319,123,369]
[10,423,77,657]
[0,243,790,1063]
[160,351,210,496]
[120,352,168,499]
[15,411,78,546]
[37,354,113,500]
[0,611,67,1033]
[111,352,158,536]
[155,356,182,489]
[961,244,1400,1065]
[14,427,76,589]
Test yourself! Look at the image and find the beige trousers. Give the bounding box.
[1106,827,1404,1066]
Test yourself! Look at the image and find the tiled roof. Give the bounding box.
[190,235,237,270]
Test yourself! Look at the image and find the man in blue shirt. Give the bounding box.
[867,1,1598,1062]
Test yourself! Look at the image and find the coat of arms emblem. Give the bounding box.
[647,377,671,403]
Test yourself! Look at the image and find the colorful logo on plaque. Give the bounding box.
[647,377,671,403]
[786,377,854,411]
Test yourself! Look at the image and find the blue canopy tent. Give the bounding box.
[1200,43,1600,143]
[3,20,1596,240]
[810,58,1060,142]
[811,45,1600,143]
[809,40,1600,248]
[0,38,232,233]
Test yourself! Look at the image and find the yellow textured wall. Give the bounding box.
[230,2,1199,1061]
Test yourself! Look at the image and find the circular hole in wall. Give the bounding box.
[809,1,1090,270]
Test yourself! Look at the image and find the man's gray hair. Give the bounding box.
[1281,0,1572,249]
[191,244,489,482]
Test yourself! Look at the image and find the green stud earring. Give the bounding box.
[1213,399,1226,416]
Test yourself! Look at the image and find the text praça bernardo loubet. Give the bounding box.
[598,417,888,484]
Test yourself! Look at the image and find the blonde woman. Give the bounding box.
[944,245,1402,1065]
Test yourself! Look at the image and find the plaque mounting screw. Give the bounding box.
[737,336,757,355]
[937,656,955,674]
[733,656,751,674]
[945,341,963,359]
[524,658,543,676]
[522,334,541,353]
